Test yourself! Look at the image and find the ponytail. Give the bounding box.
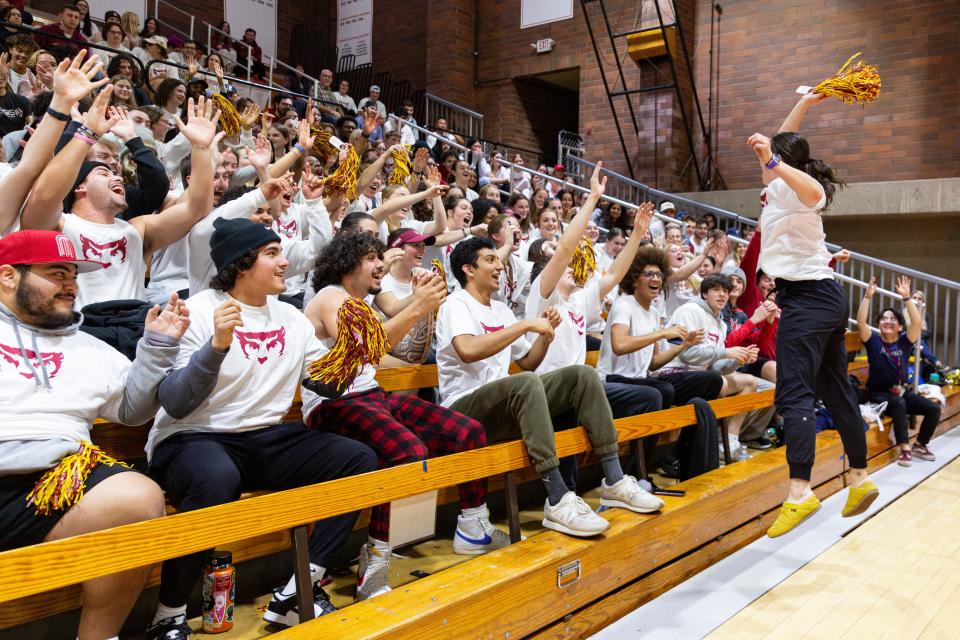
[771,132,846,211]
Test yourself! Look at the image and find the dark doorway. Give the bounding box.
[514,68,579,164]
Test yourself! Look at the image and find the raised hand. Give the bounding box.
[211,300,243,352]
[297,117,315,150]
[52,50,107,105]
[305,97,315,126]
[260,110,275,131]
[260,172,294,200]
[211,55,224,84]
[248,134,272,171]
[145,293,190,341]
[800,91,829,106]
[412,273,447,314]
[412,146,429,174]
[0,53,9,85]
[177,96,220,147]
[747,133,773,165]
[831,248,851,264]
[424,163,441,188]
[895,275,912,300]
[240,101,262,129]
[82,86,120,135]
[362,106,379,136]
[589,161,607,198]
[109,106,136,141]
[865,276,877,299]
[633,201,655,236]
[300,161,325,200]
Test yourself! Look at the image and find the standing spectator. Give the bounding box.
[283,62,312,96]
[357,84,387,120]
[426,116,461,149]
[35,3,87,51]
[234,27,264,78]
[73,0,98,41]
[313,68,341,123]
[385,99,418,146]
[335,78,357,113]
[98,22,130,67]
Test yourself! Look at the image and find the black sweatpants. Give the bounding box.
[149,423,377,608]
[775,278,867,481]
[869,389,941,446]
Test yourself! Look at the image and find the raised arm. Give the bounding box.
[538,162,606,299]
[369,184,445,225]
[421,163,448,236]
[748,132,824,208]
[0,51,107,232]
[20,80,119,231]
[357,142,397,196]
[779,92,829,133]
[896,275,923,343]
[598,203,653,300]
[514,308,561,371]
[857,277,875,343]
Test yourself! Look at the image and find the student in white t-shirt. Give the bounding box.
[146,219,378,635]
[751,92,873,537]
[437,235,662,539]
[488,214,532,319]
[304,230,502,601]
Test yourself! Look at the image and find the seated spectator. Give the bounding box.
[593,200,630,235]
[661,241,707,319]
[335,78,357,113]
[858,276,940,466]
[98,21,130,67]
[106,53,149,105]
[120,11,140,49]
[688,217,709,254]
[313,68,342,123]
[35,3,87,52]
[488,214,532,319]
[357,84,387,120]
[133,34,176,79]
[28,48,56,94]
[305,231,501,600]
[505,193,531,239]
[596,227,625,273]
[354,104,382,143]
[144,220,378,635]
[0,6,24,45]
[0,52,30,138]
[426,116,461,149]
[472,197,500,225]
[234,27,264,78]
[449,158,479,201]
[384,99,418,146]
[168,38,202,81]
[4,34,34,95]
[906,289,948,378]
[283,62,313,97]
[73,0,98,42]
[439,236,659,538]
[663,221,683,246]
[0,229,186,640]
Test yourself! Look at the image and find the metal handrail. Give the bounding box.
[424,92,483,140]
[424,93,484,119]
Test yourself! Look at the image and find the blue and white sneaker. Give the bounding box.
[452,513,513,555]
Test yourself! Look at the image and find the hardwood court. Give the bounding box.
[709,457,960,640]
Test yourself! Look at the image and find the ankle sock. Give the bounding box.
[543,467,568,506]
[152,603,186,625]
[600,453,624,485]
[461,504,488,519]
[276,563,324,599]
[368,536,391,554]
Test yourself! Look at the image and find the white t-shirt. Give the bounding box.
[379,272,413,301]
[61,213,146,308]
[759,177,832,282]
[147,289,326,459]
[495,253,533,320]
[436,289,531,407]
[524,276,601,375]
[597,294,660,380]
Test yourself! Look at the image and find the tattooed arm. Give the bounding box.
[389,313,434,364]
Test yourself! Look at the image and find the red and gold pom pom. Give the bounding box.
[813,52,881,105]
[27,442,130,515]
[571,236,597,287]
[307,297,390,387]
[212,93,242,137]
[387,144,413,185]
[323,145,361,201]
[311,126,339,159]
[431,258,446,282]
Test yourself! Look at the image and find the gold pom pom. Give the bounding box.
[813,52,881,105]
[570,236,597,287]
[26,442,129,515]
[307,297,390,387]
[387,144,412,185]
[311,126,339,159]
[323,145,361,201]
[212,93,242,137]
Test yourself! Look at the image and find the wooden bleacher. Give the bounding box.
[2,334,956,639]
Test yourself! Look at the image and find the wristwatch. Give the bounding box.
[765,154,781,170]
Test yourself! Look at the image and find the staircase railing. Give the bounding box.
[423,93,483,141]
[559,154,960,366]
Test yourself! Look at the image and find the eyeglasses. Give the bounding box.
[640,271,664,280]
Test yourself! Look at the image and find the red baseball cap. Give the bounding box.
[0,230,103,273]
[553,163,565,172]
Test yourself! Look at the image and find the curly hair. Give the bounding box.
[311,231,385,292]
[209,246,260,292]
[620,245,672,296]
[106,53,142,85]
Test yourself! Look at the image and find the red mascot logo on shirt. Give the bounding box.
[234,328,286,364]
[480,322,503,334]
[567,311,585,336]
[274,218,298,239]
[0,343,65,380]
[79,235,128,268]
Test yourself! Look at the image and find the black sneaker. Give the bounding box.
[263,584,337,627]
[146,615,192,640]
[744,437,773,450]
[659,455,680,479]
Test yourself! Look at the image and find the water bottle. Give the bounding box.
[765,426,778,444]
[202,551,235,633]
[736,445,750,462]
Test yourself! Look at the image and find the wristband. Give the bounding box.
[764,154,781,170]
[73,131,97,146]
[76,124,100,142]
[293,142,306,155]
[46,107,70,122]
[462,228,468,239]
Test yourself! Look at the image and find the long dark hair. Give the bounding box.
[771,132,845,211]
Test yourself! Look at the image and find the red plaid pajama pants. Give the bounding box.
[308,388,487,541]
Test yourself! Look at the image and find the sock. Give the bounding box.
[152,603,186,625]
[600,453,624,486]
[368,536,391,554]
[276,563,324,599]
[461,504,488,519]
[543,467,568,506]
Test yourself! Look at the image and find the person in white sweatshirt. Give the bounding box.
[145,219,377,637]
[658,273,763,454]
[0,229,188,640]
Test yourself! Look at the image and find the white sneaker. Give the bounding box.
[720,435,740,460]
[600,475,664,513]
[356,544,391,601]
[542,491,610,537]
[452,513,514,555]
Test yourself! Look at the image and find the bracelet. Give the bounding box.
[73,131,97,146]
[194,145,209,151]
[764,154,781,170]
[293,142,306,155]
[46,107,70,122]
[76,124,100,142]
[462,228,468,239]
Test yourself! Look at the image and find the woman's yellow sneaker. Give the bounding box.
[767,494,821,538]
[842,480,879,517]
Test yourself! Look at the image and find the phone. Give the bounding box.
[652,488,686,497]
[410,570,430,578]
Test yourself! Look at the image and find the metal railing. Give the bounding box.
[558,153,960,366]
[423,93,483,141]
[558,129,583,171]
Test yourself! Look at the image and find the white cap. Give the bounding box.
[659,201,676,213]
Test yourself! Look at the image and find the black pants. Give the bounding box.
[615,370,724,406]
[869,389,941,446]
[149,424,377,607]
[775,278,867,480]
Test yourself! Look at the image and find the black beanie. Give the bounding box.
[63,161,113,212]
[210,218,281,274]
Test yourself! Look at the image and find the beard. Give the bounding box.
[15,278,75,329]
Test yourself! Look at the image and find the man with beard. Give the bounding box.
[0,229,189,640]
[303,231,499,602]
[144,219,378,636]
